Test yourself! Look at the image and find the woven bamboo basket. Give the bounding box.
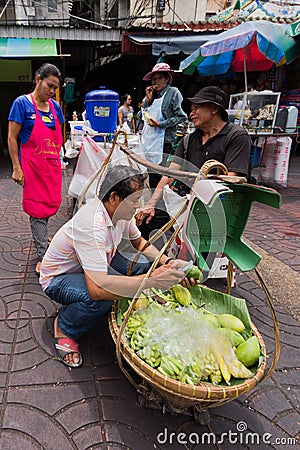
[109,312,266,411]
[108,273,280,416]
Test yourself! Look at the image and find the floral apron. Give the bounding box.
[21,94,63,218]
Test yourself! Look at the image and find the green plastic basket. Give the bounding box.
[183,183,281,272]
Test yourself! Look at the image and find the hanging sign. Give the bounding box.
[157,0,166,11]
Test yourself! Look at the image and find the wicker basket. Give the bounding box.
[109,310,266,411]
[108,273,280,416]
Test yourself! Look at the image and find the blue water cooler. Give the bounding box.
[85,86,119,141]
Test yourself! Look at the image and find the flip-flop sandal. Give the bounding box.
[54,337,83,368]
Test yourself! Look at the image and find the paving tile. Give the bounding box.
[0,320,15,343]
[0,353,10,373]
[0,372,7,388]
[272,369,300,386]
[98,376,142,400]
[72,424,103,449]
[104,421,166,450]
[0,278,24,294]
[7,383,97,415]
[2,404,74,450]
[101,396,190,444]
[246,388,293,421]
[0,430,44,450]
[55,398,101,434]
[276,411,300,437]
[9,358,94,386]
[274,344,300,370]
[11,346,50,371]
[16,295,56,320]
[281,386,300,411]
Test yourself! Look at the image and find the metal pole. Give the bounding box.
[0,0,12,19]
[243,48,248,92]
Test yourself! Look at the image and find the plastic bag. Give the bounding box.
[68,135,145,200]
[162,185,188,230]
[68,136,108,199]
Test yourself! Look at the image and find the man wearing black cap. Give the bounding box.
[174,86,250,178]
[136,86,251,225]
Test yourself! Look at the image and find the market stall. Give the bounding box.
[227,89,298,186]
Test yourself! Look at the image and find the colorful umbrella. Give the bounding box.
[179,21,300,89]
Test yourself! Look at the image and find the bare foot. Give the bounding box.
[35,261,41,274]
[54,316,81,366]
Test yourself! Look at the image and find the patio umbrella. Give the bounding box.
[179,21,300,90]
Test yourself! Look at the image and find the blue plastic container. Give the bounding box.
[85,86,119,141]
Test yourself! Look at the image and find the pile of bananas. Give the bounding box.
[123,285,262,386]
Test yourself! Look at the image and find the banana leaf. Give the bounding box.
[116,298,130,327]
[190,285,253,338]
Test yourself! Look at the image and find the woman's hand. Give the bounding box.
[135,206,155,226]
[145,86,154,103]
[147,117,160,127]
[12,167,24,186]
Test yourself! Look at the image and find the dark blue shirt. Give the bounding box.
[8,95,65,144]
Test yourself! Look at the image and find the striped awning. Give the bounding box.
[0,38,57,58]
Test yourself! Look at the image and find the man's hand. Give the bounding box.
[135,206,155,225]
[150,263,185,291]
[149,260,200,291]
[12,167,24,186]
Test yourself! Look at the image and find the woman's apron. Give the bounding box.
[142,93,166,165]
[21,94,63,218]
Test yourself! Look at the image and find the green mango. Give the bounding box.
[186,265,203,281]
[171,284,192,306]
[218,328,245,347]
[218,313,245,333]
[202,313,219,328]
[235,336,260,367]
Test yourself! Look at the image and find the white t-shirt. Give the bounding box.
[40,197,141,290]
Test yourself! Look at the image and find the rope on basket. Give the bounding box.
[115,219,185,390]
[127,197,189,276]
[225,260,234,295]
[254,267,281,382]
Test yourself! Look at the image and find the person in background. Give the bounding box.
[135,100,144,132]
[141,62,187,172]
[136,86,251,225]
[40,165,197,367]
[7,63,65,274]
[118,93,135,133]
[138,63,187,247]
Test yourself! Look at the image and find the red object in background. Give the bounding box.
[232,39,273,72]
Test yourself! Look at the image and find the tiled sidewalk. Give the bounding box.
[0,157,299,450]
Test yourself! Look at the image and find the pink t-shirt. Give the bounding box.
[40,197,141,290]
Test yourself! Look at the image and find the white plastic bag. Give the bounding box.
[162,185,187,230]
[68,136,108,199]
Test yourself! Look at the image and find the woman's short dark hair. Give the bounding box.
[35,63,61,81]
[99,165,147,202]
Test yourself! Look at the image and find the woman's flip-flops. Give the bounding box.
[54,337,83,368]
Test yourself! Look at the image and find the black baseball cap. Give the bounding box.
[187,86,229,121]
